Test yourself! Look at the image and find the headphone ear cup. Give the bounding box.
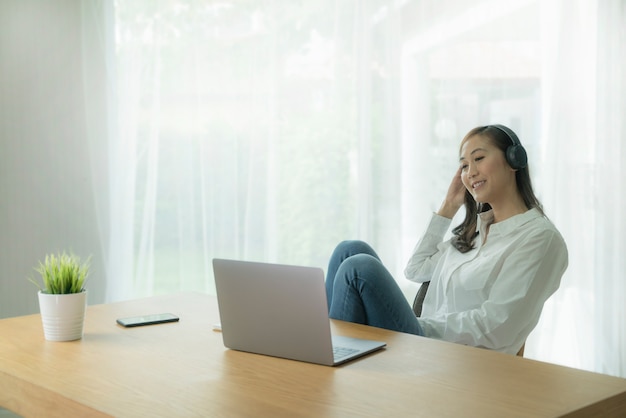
[506,145,528,169]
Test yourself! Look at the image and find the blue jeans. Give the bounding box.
[325,240,424,336]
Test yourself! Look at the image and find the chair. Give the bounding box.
[411,281,430,318]
[412,281,525,357]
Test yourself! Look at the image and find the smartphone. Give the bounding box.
[116,313,180,327]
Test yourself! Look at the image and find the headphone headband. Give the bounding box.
[490,124,521,146]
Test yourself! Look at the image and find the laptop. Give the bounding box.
[212,258,386,366]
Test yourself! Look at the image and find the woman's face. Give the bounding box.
[459,134,516,205]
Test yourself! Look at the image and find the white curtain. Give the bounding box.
[0,0,111,318]
[524,0,626,376]
[593,0,626,378]
[101,0,626,377]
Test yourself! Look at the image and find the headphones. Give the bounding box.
[489,124,527,170]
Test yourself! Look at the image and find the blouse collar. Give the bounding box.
[478,208,542,237]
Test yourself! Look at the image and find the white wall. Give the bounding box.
[0,0,109,318]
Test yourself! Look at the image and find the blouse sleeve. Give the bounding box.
[404,213,452,284]
[418,227,568,352]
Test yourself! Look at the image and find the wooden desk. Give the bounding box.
[1,293,625,417]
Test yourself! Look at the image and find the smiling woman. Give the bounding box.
[325,124,568,356]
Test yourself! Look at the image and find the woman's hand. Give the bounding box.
[437,167,466,219]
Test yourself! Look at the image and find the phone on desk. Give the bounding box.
[116,313,179,327]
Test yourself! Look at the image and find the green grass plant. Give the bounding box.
[29,251,90,294]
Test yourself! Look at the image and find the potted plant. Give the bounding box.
[29,251,91,341]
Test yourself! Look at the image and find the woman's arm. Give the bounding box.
[404,214,451,283]
[404,167,464,283]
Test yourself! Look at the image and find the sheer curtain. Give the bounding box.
[105,0,625,377]
[524,0,626,376]
[593,0,626,378]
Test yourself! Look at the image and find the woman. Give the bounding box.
[325,125,568,355]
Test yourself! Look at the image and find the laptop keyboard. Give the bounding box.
[333,345,359,360]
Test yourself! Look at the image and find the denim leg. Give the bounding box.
[328,252,424,336]
[326,240,380,306]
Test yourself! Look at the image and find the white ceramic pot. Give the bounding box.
[38,290,88,341]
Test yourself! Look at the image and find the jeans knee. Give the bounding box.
[336,239,368,252]
[345,253,378,266]
[334,240,378,258]
[338,253,383,279]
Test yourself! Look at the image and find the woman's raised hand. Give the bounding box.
[437,167,466,219]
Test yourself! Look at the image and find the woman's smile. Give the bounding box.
[471,180,485,190]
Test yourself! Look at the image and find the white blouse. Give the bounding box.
[405,208,568,354]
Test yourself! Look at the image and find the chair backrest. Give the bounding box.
[412,281,525,357]
[412,281,430,317]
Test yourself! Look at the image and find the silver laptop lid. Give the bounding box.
[213,258,336,365]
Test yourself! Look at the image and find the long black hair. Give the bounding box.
[451,126,544,253]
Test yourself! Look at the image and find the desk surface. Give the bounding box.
[1,292,626,417]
